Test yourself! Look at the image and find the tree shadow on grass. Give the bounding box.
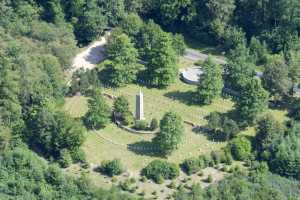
[127,140,162,157]
[164,90,198,106]
[192,126,228,142]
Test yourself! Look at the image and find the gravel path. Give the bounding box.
[71,33,111,73]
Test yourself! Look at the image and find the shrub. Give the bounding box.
[181,157,201,175]
[168,181,176,189]
[150,118,159,131]
[100,159,124,177]
[230,137,252,161]
[225,152,233,165]
[207,174,213,183]
[122,111,134,126]
[70,148,86,163]
[119,179,132,191]
[141,160,179,183]
[211,151,221,165]
[58,149,72,168]
[134,120,148,130]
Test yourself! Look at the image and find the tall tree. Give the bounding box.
[255,114,284,160]
[141,21,178,88]
[262,55,292,98]
[225,44,256,91]
[75,1,107,44]
[104,31,140,87]
[196,56,223,104]
[83,89,111,129]
[153,111,184,155]
[235,78,269,123]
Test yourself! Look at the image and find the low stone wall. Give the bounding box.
[115,119,158,134]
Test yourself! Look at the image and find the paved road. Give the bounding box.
[184,48,227,65]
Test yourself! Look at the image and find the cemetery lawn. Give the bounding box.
[64,77,288,172]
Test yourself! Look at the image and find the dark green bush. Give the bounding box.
[100,159,124,177]
[181,157,201,175]
[150,118,159,130]
[230,137,252,161]
[58,149,72,168]
[207,174,213,183]
[142,160,179,183]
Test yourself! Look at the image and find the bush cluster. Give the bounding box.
[229,137,252,161]
[134,120,148,130]
[142,160,179,183]
[99,159,124,177]
[181,151,233,175]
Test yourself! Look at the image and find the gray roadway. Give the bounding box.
[184,48,227,65]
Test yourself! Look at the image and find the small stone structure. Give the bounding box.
[180,67,203,85]
[135,90,145,120]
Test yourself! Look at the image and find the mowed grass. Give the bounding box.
[63,59,288,172]
[63,78,232,172]
[103,79,234,125]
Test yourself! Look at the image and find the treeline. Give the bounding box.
[0,0,85,166]
[0,143,139,200]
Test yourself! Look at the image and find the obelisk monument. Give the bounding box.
[136,89,145,120]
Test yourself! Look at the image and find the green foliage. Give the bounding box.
[150,118,159,131]
[74,2,107,44]
[142,160,179,183]
[83,89,111,129]
[230,137,252,161]
[69,69,101,95]
[207,112,240,140]
[120,13,143,38]
[196,56,224,104]
[222,117,240,140]
[58,149,72,168]
[113,96,134,126]
[100,159,124,177]
[235,78,269,123]
[172,33,187,56]
[134,120,148,130]
[255,114,284,160]
[104,31,141,87]
[221,26,246,50]
[114,95,130,115]
[122,111,135,126]
[262,55,293,98]
[26,102,86,160]
[269,122,300,179]
[0,125,11,151]
[153,111,184,155]
[207,112,222,131]
[140,21,179,88]
[181,157,202,175]
[0,146,138,199]
[206,174,213,183]
[70,148,87,163]
[249,37,269,65]
[0,54,24,133]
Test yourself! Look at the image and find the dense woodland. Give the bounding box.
[0,0,300,199]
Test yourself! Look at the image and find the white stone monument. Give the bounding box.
[136,89,145,120]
